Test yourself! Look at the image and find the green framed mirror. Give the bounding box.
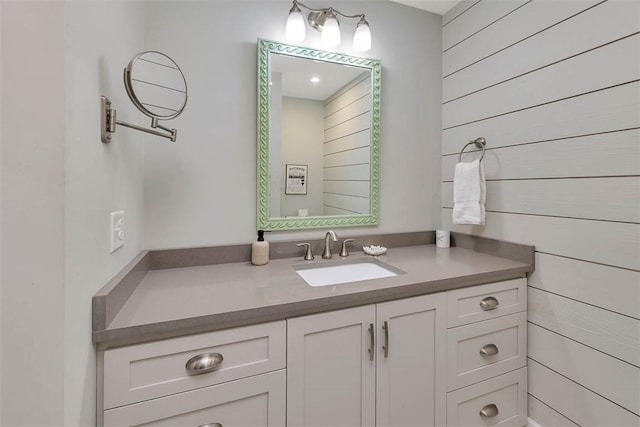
[257,39,381,231]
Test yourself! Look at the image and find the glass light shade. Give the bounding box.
[353,19,371,52]
[321,14,341,47]
[285,8,306,42]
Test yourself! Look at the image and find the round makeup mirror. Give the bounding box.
[123,51,188,120]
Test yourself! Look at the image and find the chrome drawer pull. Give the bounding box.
[368,323,375,361]
[480,344,499,357]
[198,424,222,427]
[479,403,499,418]
[382,321,389,358]
[185,353,223,375]
[479,296,499,311]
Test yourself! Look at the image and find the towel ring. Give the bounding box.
[459,137,487,162]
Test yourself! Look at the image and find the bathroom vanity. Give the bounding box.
[93,233,533,427]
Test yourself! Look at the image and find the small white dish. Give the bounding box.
[363,245,387,256]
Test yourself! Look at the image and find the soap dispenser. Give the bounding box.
[251,230,270,266]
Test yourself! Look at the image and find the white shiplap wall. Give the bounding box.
[441,1,640,426]
[323,74,372,215]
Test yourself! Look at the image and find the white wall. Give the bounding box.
[281,97,324,217]
[1,1,145,425]
[143,0,443,248]
[441,1,640,425]
[1,2,66,425]
[64,2,145,425]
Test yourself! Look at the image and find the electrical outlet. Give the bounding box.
[110,211,125,253]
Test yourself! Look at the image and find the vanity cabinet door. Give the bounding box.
[376,293,447,427]
[287,305,376,427]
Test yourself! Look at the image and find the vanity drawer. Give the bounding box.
[446,278,526,327]
[104,369,286,427]
[103,321,286,409]
[446,312,526,391]
[446,367,527,427]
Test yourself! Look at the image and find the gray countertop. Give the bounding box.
[94,244,533,348]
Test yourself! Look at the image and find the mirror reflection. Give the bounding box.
[269,54,371,218]
[257,39,381,231]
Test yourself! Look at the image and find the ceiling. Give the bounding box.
[389,0,459,16]
[271,53,367,101]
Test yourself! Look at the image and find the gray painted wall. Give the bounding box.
[1,2,65,425]
[1,1,145,425]
[1,1,441,424]
[281,97,325,217]
[64,2,145,425]
[143,0,443,248]
[441,1,640,425]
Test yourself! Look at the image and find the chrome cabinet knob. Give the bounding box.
[185,353,223,375]
[198,424,222,427]
[479,344,499,357]
[479,296,499,311]
[479,403,499,418]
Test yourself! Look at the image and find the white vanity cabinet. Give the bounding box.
[445,278,528,427]
[98,277,528,427]
[100,321,287,427]
[286,293,446,427]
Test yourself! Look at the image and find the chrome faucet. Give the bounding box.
[322,230,338,259]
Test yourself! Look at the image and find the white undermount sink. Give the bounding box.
[294,258,406,287]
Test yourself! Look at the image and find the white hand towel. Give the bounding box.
[453,159,486,225]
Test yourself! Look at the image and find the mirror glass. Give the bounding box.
[124,51,188,119]
[257,39,381,231]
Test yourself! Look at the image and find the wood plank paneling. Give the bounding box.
[323,181,370,198]
[442,1,640,424]
[444,35,639,128]
[325,94,371,130]
[443,0,529,51]
[443,0,480,27]
[529,323,640,414]
[442,177,640,223]
[528,287,640,366]
[324,164,370,181]
[528,360,640,426]
[443,129,640,181]
[442,210,640,271]
[324,112,370,142]
[444,0,640,101]
[323,193,369,214]
[442,81,640,155]
[527,396,579,427]
[443,0,602,76]
[529,253,640,320]
[324,130,369,155]
[325,77,370,116]
[323,146,370,168]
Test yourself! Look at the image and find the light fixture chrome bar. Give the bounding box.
[286,0,371,51]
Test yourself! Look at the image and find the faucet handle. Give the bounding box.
[340,239,355,257]
[296,242,314,260]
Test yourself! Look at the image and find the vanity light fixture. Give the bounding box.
[310,76,320,83]
[285,0,372,52]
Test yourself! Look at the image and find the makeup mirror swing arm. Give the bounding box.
[100,96,177,143]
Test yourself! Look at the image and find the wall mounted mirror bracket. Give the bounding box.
[100,51,188,144]
[100,96,177,143]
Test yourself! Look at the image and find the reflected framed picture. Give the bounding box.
[285,164,307,195]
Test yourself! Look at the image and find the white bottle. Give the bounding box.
[251,230,269,265]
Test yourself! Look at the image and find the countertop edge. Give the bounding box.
[93,264,531,350]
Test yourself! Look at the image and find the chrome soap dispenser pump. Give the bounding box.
[251,230,270,266]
